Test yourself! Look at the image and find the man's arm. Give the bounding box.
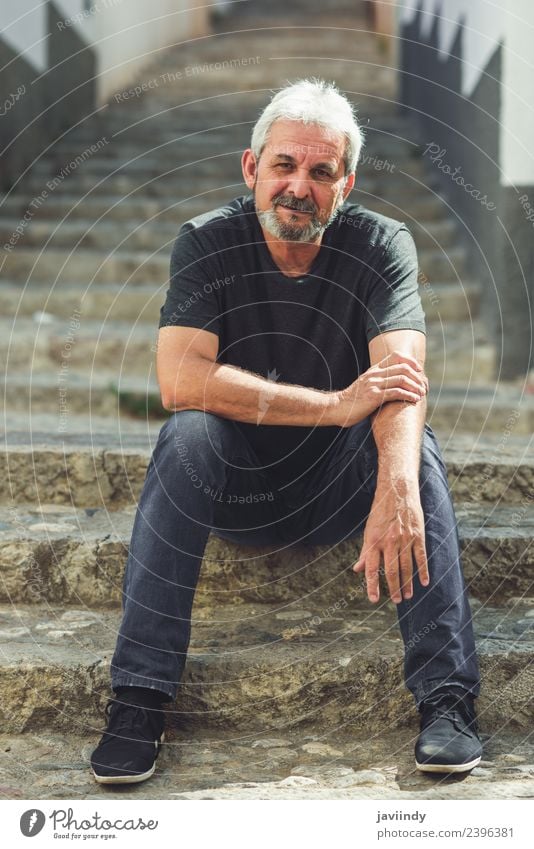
[353,329,430,604]
[157,326,342,426]
[157,326,426,428]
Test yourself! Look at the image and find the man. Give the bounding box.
[91,79,481,784]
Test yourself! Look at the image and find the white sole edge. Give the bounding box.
[415,755,481,774]
[91,732,164,785]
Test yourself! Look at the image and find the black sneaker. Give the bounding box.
[91,697,165,785]
[415,687,482,773]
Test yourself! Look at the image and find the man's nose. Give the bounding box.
[286,169,311,198]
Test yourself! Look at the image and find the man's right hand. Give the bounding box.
[334,351,429,427]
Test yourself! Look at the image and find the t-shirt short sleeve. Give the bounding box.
[158,223,221,336]
[364,225,426,343]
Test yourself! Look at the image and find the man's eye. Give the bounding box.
[275,163,292,169]
[314,169,332,179]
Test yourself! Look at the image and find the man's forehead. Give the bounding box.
[264,120,345,160]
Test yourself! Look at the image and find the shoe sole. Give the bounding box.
[415,755,481,774]
[91,732,165,785]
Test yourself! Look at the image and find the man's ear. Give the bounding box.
[342,171,356,199]
[241,149,257,191]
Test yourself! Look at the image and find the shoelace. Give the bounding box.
[100,700,162,744]
[421,694,478,737]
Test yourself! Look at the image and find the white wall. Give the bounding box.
[1,0,209,103]
[1,0,48,71]
[397,0,534,185]
[500,0,534,184]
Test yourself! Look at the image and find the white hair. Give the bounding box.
[250,78,365,175]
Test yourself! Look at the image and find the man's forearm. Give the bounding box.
[370,396,427,487]
[165,357,342,427]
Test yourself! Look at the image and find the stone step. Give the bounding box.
[0,214,460,255]
[411,217,458,249]
[157,31,385,57]
[0,220,178,255]
[60,114,388,151]
[53,119,417,157]
[0,247,169,285]
[0,191,242,224]
[4,363,523,435]
[104,65,391,96]
[17,169,439,203]
[0,216,468,284]
[420,281,481,319]
[43,140,423,174]
[30,121,417,162]
[0,417,531,506]
[139,76,396,107]
[418,246,467,280]
[0,317,155,373]
[28,154,432,185]
[427,383,532,434]
[1,502,532,607]
[0,600,532,734]
[425,319,495,383]
[0,192,448,224]
[154,38,384,60]
[33,152,249,178]
[0,279,481,326]
[0,316,493,382]
[5,724,532,800]
[83,90,397,128]
[2,371,164,418]
[18,166,246,196]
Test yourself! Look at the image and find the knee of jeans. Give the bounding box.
[158,410,236,458]
[420,423,448,478]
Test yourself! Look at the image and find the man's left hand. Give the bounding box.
[352,480,429,604]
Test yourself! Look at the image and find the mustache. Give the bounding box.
[271,193,317,214]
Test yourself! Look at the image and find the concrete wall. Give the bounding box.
[0,1,96,191]
[50,0,208,104]
[397,1,534,378]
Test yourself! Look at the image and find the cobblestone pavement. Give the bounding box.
[1,726,533,800]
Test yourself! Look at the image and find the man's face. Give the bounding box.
[242,119,355,243]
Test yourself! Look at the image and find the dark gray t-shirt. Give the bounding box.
[159,194,426,485]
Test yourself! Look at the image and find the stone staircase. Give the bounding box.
[0,7,533,799]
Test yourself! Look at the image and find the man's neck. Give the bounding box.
[262,228,322,277]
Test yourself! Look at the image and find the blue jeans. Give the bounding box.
[110,410,481,707]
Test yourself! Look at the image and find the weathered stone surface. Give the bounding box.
[8,371,534,437]
[0,502,533,606]
[1,424,533,507]
[0,211,461,255]
[0,725,533,800]
[0,602,531,734]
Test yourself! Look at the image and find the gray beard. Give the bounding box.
[255,200,344,243]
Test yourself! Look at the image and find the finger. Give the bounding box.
[365,550,381,603]
[382,351,423,372]
[384,545,402,604]
[378,362,425,381]
[382,389,421,405]
[353,557,366,573]
[381,364,427,392]
[399,545,414,600]
[382,373,425,395]
[414,537,430,587]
